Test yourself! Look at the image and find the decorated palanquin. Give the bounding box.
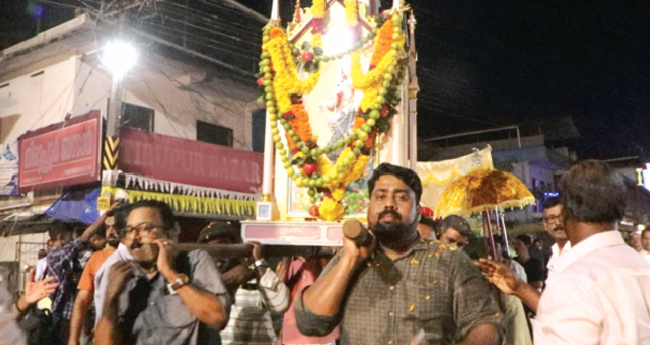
[241,0,419,246]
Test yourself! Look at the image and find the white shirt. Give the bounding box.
[508,260,528,283]
[545,241,571,282]
[34,257,48,282]
[93,243,133,325]
[220,269,290,345]
[533,231,650,345]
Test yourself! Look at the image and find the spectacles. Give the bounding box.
[543,215,562,224]
[122,223,166,237]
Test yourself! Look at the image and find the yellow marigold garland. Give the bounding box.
[344,0,359,26]
[260,1,407,221]
[319,198,345,221]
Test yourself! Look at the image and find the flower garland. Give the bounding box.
[283,101,313,150]
[258,0,407,221]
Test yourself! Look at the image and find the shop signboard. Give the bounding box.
[0,142,19,196]
[18,111,101,192]
[119,127,263,194]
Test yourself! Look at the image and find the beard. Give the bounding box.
[107,237,120,248]
[370,210,419,249]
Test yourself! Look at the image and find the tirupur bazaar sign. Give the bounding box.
[118,127,263,194]
[18,111,101,192]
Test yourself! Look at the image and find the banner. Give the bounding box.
[0,142,18,196]
[417,147,494,210]
[119,128,263,194]
[18,111,101,192]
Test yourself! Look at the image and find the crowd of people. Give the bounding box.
[1,160,649,345]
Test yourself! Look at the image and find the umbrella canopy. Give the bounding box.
[435,169,535,218]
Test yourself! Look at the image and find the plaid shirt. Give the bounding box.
[47,238,92,319]
[295,239,504,345]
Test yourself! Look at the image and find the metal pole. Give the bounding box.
[500,210,511,255]
[484,211,497,260]
[106,13,127,137]
[422,125,520,142]
[106,73,125,137]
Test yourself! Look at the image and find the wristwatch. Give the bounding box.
[254,259,268,268]
[167,273,190,294]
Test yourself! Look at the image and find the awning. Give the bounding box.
[0,214,53,237]
[44,188,101,225]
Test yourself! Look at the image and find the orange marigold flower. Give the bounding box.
[270,27,284,38]
[354,116,366,130]
[370,20,394,67]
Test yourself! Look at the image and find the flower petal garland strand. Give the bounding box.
[258,0,407,221]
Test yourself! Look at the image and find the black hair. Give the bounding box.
[515,234,533,248]
[438,215,472,238]
[48,220,74,240]
[558,160,625,224]
[463,237,490,261]
[368,163,422,204]
[38,249,48,260]
[542,197,561,210]
[126,199,174,229]
[418,216,439,231]
[91,226,107,238]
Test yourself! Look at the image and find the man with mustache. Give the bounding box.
[541,197,570,281]
[295,163,503,345]
[68,207,121,345]
[477,197,572,313]
[94,200,230,345]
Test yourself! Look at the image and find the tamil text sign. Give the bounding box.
[119,128,263,194]
[18,112,101,192]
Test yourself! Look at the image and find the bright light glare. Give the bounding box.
[324,26,355,55]
[102,40,138,77]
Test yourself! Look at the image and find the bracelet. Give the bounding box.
[254,259,268,268]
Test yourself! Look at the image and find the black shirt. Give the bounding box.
[516,256,545,283]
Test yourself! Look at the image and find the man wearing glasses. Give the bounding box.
[478,196,572,315]
[94,200,230,345]
[541,197,571,281]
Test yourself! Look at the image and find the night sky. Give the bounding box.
[2,0,649,160]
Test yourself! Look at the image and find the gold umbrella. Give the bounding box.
[435,169,535,259]
[435,169,535,218]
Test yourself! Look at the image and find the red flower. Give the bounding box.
[380,104,390,118]
[421,206,434,217]
[301,51,314,62]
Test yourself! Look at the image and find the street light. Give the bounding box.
[102,40,138,78]
[102,39,138,138]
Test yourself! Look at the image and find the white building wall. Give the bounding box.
[70,53,258,150]
[0,56,78,147]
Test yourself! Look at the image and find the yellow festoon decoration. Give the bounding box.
[101,187,256,217]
